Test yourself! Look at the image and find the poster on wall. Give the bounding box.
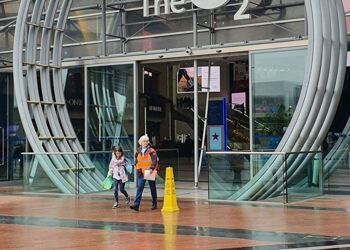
[231,92,246,110]
[177,66,220,93]
[343,0,350,32]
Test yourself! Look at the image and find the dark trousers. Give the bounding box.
[133,173,157,207]
[113,179,129,202]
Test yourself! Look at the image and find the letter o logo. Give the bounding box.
[191,0,229,9]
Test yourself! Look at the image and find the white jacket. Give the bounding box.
[108,155,128,183]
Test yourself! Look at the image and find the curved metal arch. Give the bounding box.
[232,0,347,200]
[13,0,104,193]
[267,1,347,198]
[259,0,340,200]
[13,0,74,193]
[264,0,347,199]
[53,0,105,185]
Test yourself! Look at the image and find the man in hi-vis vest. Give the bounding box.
[130,134,159,211]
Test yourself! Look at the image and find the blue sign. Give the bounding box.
[207,98,227,151]
[208,100,224,125]
[207,126,224,151]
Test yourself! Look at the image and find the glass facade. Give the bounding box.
[251,48,307,151]
[0,0,306,60]
[1,0,350,204]
[86,64,134,156]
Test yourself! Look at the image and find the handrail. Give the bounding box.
[21,150,133,155]
[156,148,179,152]
[206,150,321,156]
[22,152,78,155]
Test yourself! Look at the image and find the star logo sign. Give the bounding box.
[212,133,219,141]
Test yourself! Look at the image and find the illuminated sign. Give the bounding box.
[143,0,251,20]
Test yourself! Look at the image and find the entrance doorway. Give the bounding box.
[139,54,250,183]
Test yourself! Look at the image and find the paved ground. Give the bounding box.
[0,184,350,250]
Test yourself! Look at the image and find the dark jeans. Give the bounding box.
[113,179,129,202]
[133,173,157,207]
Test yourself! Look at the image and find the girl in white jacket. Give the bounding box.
[107,146,130,208]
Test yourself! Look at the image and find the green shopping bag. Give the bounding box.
[102,176,113,190]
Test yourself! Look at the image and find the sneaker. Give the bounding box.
[112,202,119,209]
[130,205,139,211]
[151,204,157,210]
[125,196,131,205]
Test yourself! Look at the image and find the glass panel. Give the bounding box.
[63,68,85,146]
[22,152,115,195]
[251,48,307,151]
[322,66,350,193]
[62,43,99,59]
[65,16,101,44]
[216,22,305,45]
[286,152,323,202]
[107,40,122,55]
[215,1,305,29]
[0,126,4,180]
[9,75,26,181]
[324,147,350,193]
[0,1,21,19]
[64,14,121,45]
[208,152,285,203]
[156,149,179,180]
[126,33,193,53]
[23,153,78,194]
[0,74,7,181]
[0,26,15,52]
[77,151,135,196]
[87,64,134,161]
[125,8,193,37]
[0,73,26,181]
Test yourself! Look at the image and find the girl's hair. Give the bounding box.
[112,146,124,156]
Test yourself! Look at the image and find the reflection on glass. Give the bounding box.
[208,151,323,203]
[251,48,307,151]
[208,153,284,203]
[285,152,323,203]
[87,65,134,161]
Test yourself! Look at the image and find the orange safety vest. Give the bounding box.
[136,147,158,176]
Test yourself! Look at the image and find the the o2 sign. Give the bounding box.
[191,0,229,9]
[143,0,251,20]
